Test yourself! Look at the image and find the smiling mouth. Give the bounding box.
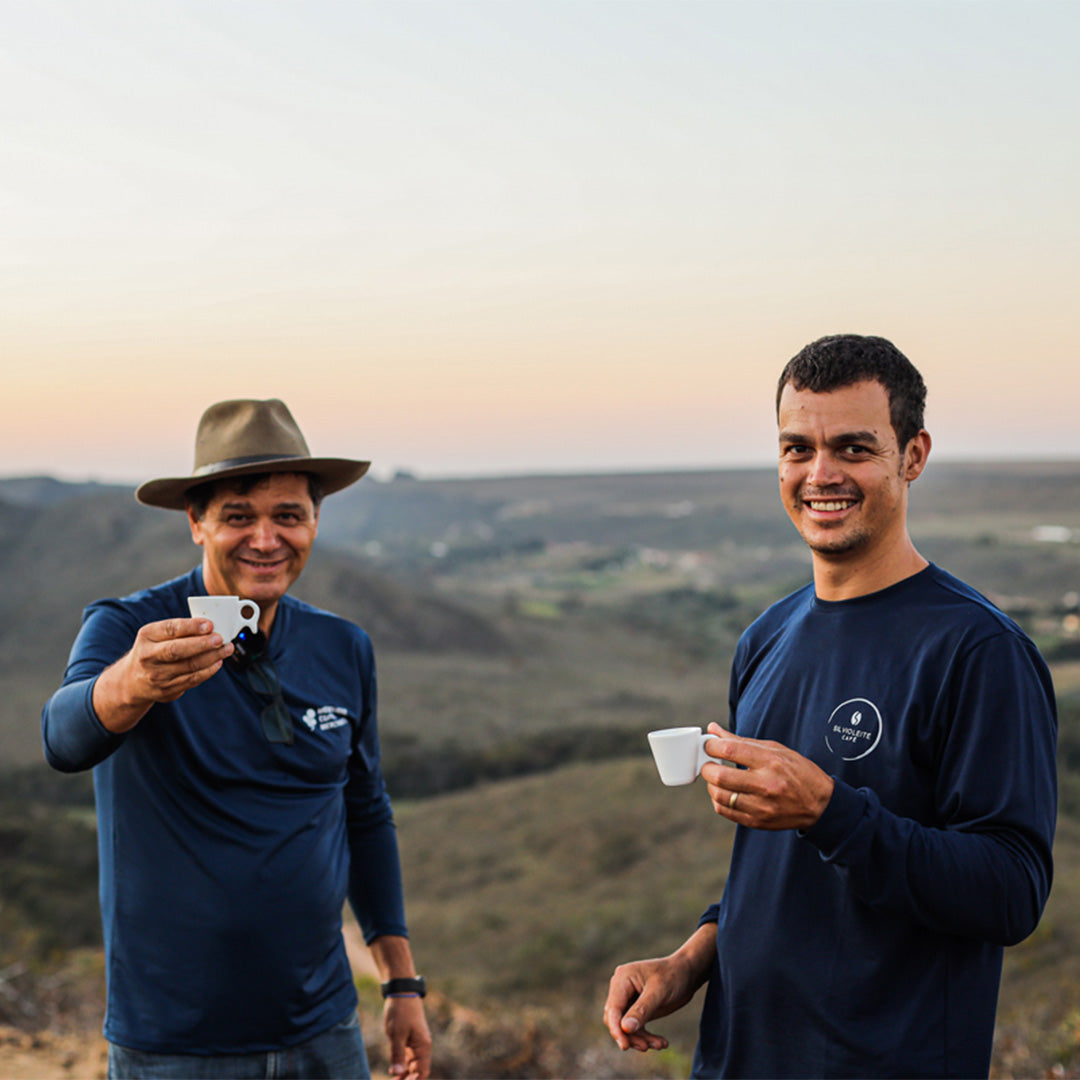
[807,499,857,512]
[238,556,289,570]
[798,488,861,515]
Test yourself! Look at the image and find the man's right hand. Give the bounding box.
[92,618,234,733]
[602,925,715,1053]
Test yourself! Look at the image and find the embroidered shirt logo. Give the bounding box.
[825,697,883,761]
[302,705,352,733]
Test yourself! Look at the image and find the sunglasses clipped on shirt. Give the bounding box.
[226,627,294,745]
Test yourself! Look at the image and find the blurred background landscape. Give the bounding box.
[3,461,1080,1078]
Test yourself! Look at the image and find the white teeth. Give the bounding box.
[809,501,853,512]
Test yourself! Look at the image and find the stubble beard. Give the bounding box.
[802,526,871,557]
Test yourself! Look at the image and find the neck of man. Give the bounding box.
[812,533,929,602]
[256,603,279,636]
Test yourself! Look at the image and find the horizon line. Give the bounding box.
[2,452,1080,490]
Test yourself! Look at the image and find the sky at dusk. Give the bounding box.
[2,1,1078,483]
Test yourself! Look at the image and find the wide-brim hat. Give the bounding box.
[135,398,370,510]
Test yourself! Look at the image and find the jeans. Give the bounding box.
[107,1010,371,1080]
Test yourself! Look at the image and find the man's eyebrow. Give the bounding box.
[831,430,882,446]
[778,429,883,446]
[217,499,310,514]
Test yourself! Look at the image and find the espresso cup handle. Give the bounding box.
[697,732,735,775]
[239,601,260,634]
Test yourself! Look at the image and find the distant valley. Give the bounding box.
[4,460,1080,769]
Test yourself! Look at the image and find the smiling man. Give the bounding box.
[604,335,1058,1078]
[42,399,431,1080]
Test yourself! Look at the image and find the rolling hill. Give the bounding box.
[3,462,1080,1076]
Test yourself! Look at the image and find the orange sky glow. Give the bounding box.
[2,2,1078,484]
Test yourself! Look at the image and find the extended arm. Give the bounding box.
[43,602,230,772]
[91,617,231,732]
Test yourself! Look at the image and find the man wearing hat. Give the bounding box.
[42,400,432,1080]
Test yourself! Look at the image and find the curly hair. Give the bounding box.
[776,334,927,448]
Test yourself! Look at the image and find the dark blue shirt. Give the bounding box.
[42,568,408,1054]
[692,564,1057,1079]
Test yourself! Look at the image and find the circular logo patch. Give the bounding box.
[825,698,883,761]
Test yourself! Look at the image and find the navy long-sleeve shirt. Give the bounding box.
[42,567,408,1054]
[693,564,1057,1079]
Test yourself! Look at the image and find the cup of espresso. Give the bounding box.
[187,596,260,643]
[648,726,728,786]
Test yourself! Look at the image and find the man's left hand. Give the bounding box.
[383,994,432,1080]
[700,723,835,830]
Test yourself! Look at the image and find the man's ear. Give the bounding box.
[904,429,931,483]
[187,505,206,548]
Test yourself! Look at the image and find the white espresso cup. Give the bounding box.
[647,726,728,786]
[187,596,260,643]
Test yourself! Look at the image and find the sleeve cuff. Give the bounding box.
[800,777,867,857]
[697,903,721,929]
[43,676,126,772]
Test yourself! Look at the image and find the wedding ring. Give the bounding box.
[728,790,739,810]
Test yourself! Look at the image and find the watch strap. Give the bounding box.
[380,976,427,999]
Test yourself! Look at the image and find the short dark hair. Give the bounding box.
[185,472,325,521]
[776,334,927,448]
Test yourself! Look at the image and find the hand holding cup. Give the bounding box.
[91,609,247,734]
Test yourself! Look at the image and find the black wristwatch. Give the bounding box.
[380,976,427,999]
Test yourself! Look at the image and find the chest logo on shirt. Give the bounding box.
[301,705,352,733]
[825,697,883,761]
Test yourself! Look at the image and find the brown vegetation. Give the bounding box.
[5,464,1080,1077]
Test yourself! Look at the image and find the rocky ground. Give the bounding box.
[0,925,386,1080]
[0,1026,107,1080]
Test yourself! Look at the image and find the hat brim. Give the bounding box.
[135,457,371,510]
